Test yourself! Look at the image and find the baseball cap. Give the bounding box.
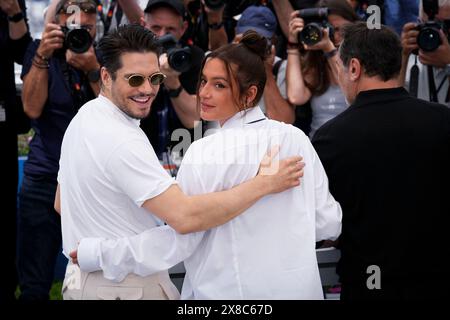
[144,0,186,18]
[236,5,278,38]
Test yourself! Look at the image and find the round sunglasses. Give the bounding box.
[124,72,166,87]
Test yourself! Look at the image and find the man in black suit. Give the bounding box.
[312,22,450,300]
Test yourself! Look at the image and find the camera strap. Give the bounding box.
[409,56,419,98]
[60,59,90,112]
[427,65,439,102]
[427,65,448,103]
[101,0,118,35]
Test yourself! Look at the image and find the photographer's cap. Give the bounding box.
[145,0,186,19]
[236,6,277,38]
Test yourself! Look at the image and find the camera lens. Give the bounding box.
[417,27,441,52]
[168,48,192,73]
[299,23,323,46]
[66,28,93,54]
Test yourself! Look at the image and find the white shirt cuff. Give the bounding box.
[77,237,105,273]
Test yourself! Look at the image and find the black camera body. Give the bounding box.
[416,21,448,52]
[298,7,334,46]
[204,0,225,10]
[415,0,450,52]
[157,34,192,73]
[61,26,93,54]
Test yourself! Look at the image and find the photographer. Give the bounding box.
[183,0,228,50]
[140,0,204,164]
[286,0,360,138]
[0,0,31,301]
[45,0,147,36]
[233,5,295,124]
[18,0,99,300]
[400,0,450,104]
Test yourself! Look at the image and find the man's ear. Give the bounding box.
[349,58,362,81]
[100,67,112,88]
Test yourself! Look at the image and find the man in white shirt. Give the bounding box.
[400,0,450,105]
[55,24,304,300]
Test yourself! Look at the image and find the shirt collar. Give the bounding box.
[220,106,267,130]
[350,87,410,109]
[98,94,141,127]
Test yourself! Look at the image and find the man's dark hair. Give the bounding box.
[339,22,402,81]
[97,24,161,79]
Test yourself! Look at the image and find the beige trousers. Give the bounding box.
[62,261,180,300]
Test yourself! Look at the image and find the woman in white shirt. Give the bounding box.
[76,30,342,299]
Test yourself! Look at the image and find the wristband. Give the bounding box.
[208,21,224,30]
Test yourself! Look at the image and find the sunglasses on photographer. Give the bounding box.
[59,1,97,14]
[124,72,166,87]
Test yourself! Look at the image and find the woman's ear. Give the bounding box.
[245,85,258,107]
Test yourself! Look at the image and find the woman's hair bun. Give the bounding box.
[240,30,269,61]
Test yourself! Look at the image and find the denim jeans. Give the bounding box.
[17,173,62,300]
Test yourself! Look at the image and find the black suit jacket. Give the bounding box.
[312,87,450,298]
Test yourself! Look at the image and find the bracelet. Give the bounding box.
[166,85,183,98]
[35,52,49,62]
[208,21,224,30]
[32,59,49,69]
[323,48,338,59]
[287,41,299,49]
[287,49,300,55]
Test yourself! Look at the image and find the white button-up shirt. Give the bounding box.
[78,106,342,299]
[58,95,176,258]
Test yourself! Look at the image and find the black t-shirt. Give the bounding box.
[140,44,205,158]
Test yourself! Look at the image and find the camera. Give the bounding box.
[157,34,192,73]
[298,7,334,46]
[416,21,448,52]
[61,26,93,54]
[415,0,450,52]
[204,0,225,11]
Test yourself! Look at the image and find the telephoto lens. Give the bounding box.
[297,8,332,46]
[62,27,93,54]
[416,22,443,52]
[157,34,192,73]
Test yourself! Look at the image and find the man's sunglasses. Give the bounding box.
[59,2,97,14]
[124,72,166,87]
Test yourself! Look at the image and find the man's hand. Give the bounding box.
[37,23,65,59]
[258,145,305,194]
[159,52,181,89]
[69,249,78,265]
[66,45,100,73]
[418,30,450,68]
[401,22,419,58]
[0,0,21,16]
